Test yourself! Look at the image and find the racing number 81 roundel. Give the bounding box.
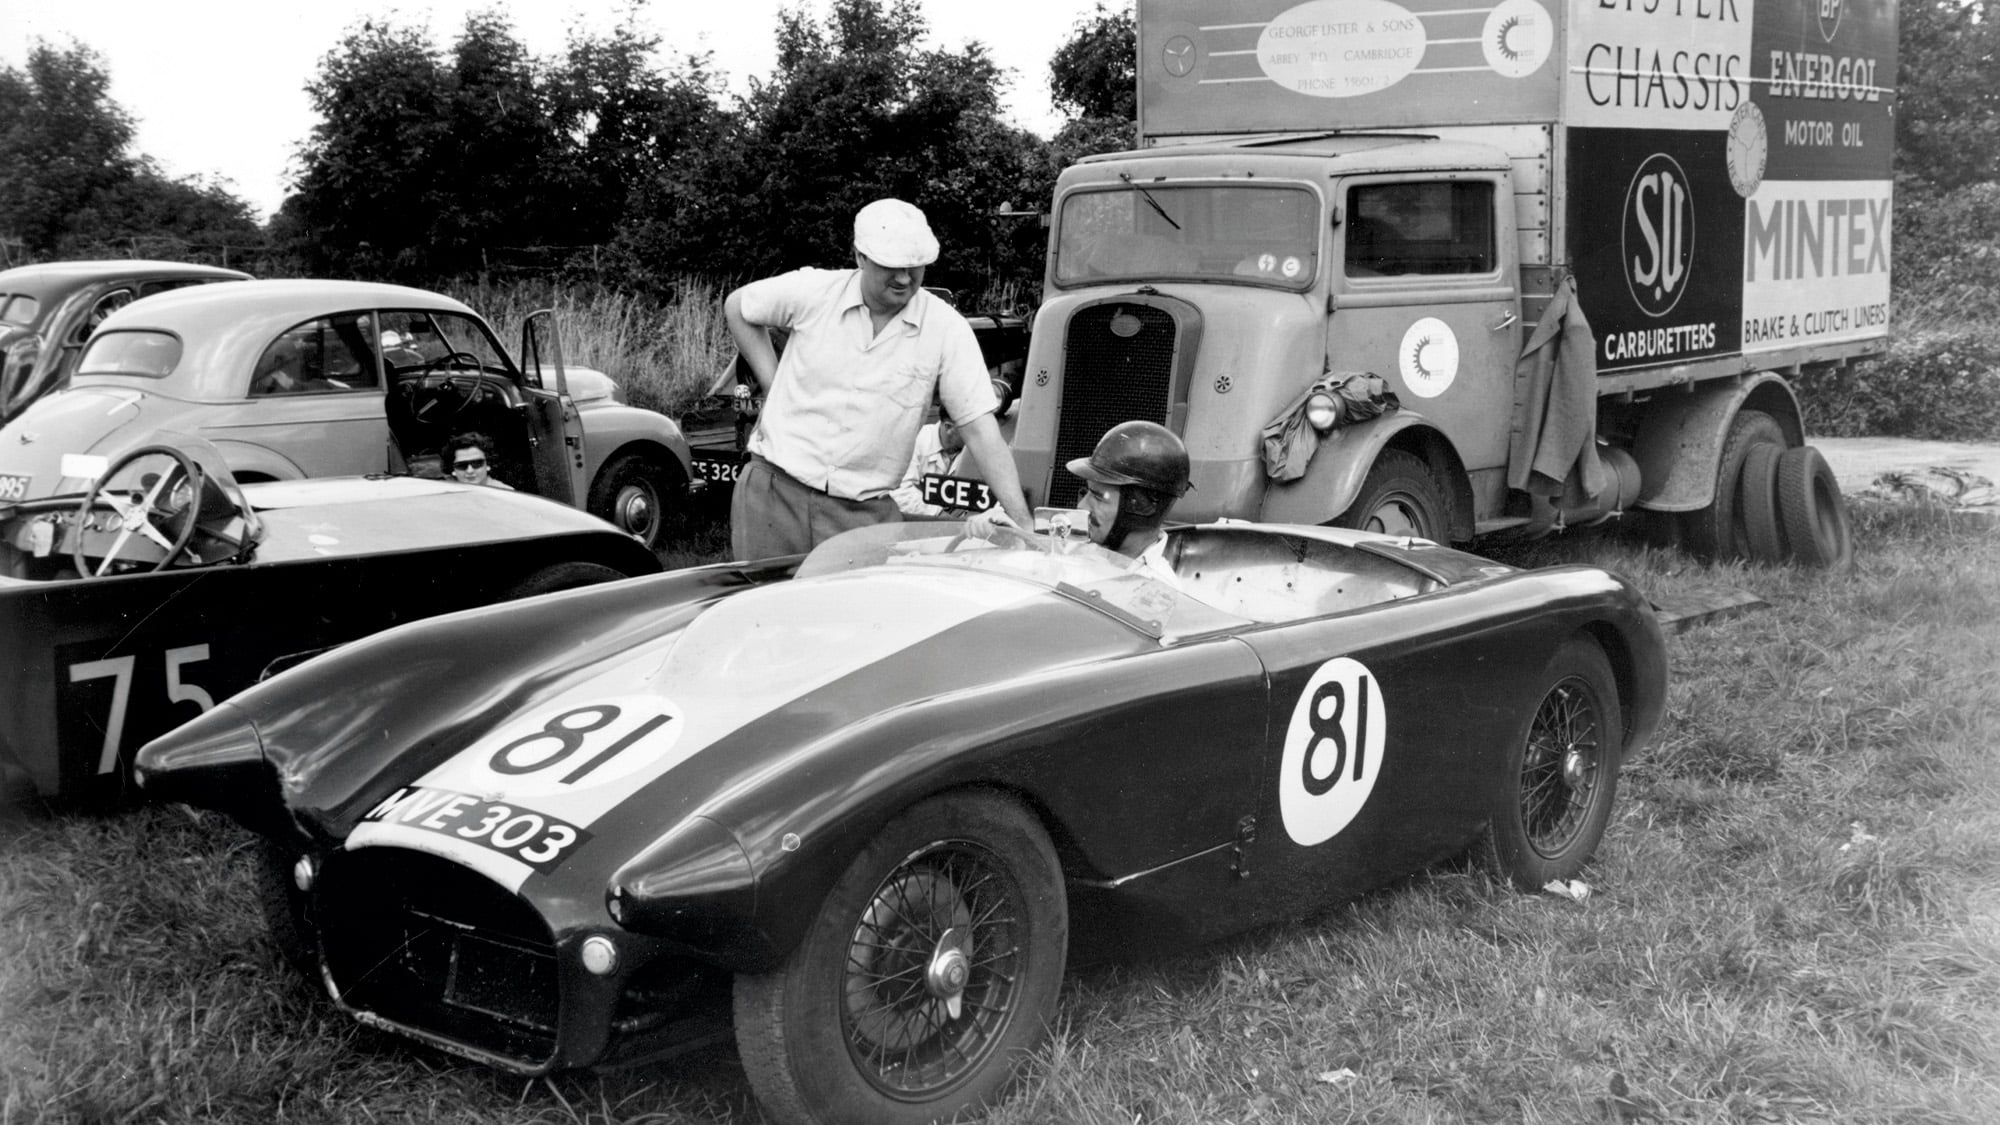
[1279,657,1386,846]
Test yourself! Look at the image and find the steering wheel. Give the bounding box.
[71,445,204,577]
[944,523,1043,553]
[407,353,491,426]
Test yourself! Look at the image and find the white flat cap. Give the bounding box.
[853,198,939,268]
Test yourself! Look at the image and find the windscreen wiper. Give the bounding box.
[1120,172,1181,231]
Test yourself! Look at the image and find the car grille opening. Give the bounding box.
[318,848,559,1066]
[1050,302,1183,508]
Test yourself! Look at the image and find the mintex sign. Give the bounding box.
[1136,0,1896,372]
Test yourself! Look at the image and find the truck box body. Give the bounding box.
[1010,0,1895,549]
[1137,0,1896,380]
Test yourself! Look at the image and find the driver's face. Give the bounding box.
[1079,480,1120,546]
[450,449,491,485]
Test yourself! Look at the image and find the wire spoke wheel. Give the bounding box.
[842,844,1023,1098]
[1519,676,1603,858]
[733,792,1066,1125]
[1478,637,1623,890]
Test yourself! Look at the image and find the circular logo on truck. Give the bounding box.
[1399,317,1459,398]
[1622,153,1696,318]
[1482,0,1554,78]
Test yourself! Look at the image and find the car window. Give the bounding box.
[68,289,135,345]
[377,310,511,378]
[1344,181,1496,278]
[0,295,37,327]
[250,313,382,396]
[76,330,182,378]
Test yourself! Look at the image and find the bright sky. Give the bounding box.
[0,0,1117,221]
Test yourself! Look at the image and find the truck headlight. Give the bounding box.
[1305,392,1342,432]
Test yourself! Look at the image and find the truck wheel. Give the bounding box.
[733,792,1067,1125]
[1339,449,1450,540]
[1478,636,1623,891]
[1680,409,1783,562]
[587,452,674,549]
[1775,446,1854,570]
[1738,441,1786,563]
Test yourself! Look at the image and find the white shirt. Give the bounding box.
[739,268,997,500]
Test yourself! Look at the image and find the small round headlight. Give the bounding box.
[292,854,318,893]
[1304,392,1342,432]
[580,935,620,976]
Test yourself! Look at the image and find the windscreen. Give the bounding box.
[1054,183,1321,289]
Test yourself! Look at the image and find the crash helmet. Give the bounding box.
[1068,421,1190,550]
[1067,421,1191,498]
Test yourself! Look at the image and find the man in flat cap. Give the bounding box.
[723,198,1032,559]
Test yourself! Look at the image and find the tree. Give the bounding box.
[0,41,137,254]
[1048,2,1135,121]
[286,19,456,276]
[625,0,1048,294]
[1896,0,2000,191]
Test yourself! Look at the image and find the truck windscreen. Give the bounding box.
[1053,184,1320,290]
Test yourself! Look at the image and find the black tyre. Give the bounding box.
[587,452,674,548]
[1479,637,1623,891]
[1738,440,1786,563]
[733,792,1068,1125]
[1679,409,1783,562]
[1775,445,1854,570]
[502,561,627,601]
[252,839,319,984]
[1338,448,1451,540]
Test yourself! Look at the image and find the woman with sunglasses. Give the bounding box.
[443,432,513,490]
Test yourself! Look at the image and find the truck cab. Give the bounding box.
[1015,137,1522,540]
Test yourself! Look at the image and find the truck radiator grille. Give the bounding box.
[319,848,559,1067]
[1050,303,1181,507]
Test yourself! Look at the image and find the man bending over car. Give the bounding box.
[969,421,1191,585]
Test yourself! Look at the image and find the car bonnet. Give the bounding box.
[0,384,156,494]
[341,565,1139,894]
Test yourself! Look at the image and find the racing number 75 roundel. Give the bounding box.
[1278,658,1387,846]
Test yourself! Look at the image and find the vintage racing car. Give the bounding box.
[0,279,692,546]
[137,519,1666,1125]
[0,436,660,802]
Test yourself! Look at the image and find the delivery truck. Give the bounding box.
[1006,0,1895,564]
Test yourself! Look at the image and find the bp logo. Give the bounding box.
[1818,0,1844,44]
[1622,153,1695,318]
[1278,658,1386,846]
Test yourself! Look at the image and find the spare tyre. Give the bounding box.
[1774,445,1854,570]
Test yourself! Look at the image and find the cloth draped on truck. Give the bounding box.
[1508,274,1608,503]
[1259,371,1400,482]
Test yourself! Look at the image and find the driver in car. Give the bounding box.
[968,420,1191,584]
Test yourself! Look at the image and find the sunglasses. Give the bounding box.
[452,457,486,470]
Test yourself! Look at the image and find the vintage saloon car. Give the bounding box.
[0,436,660,802]
[138,520,1666,1125]
[0,259,250,427]
[0,279,692,546]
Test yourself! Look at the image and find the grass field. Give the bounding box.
[3,497,1996,1124]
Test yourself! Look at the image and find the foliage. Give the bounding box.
[0,41,135,255]
[614,0,1053,296]
[1799,330,2000,440]
[1048,1,1135,121]
[1896,0,2000,191]
[5,508,1999,1123]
